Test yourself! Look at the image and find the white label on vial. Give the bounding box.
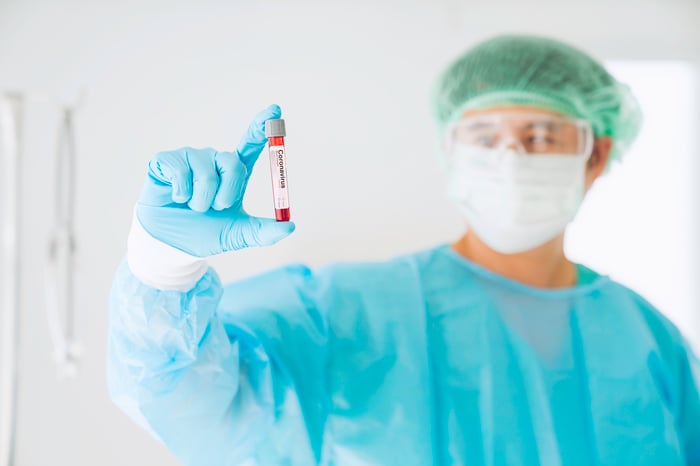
[269,145,290,209]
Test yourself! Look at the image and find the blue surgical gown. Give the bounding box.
[108,245,700,465]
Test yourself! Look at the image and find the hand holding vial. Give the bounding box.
[134,105,295,257]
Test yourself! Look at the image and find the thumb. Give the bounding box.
[236,104,282,173]
[223,216,296,250]
[138,174,176,207]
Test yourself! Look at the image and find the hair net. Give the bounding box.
[432,35,642,163]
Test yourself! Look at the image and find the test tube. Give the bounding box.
[265,118,291,222]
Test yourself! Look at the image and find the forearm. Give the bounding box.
[108,260,280,465]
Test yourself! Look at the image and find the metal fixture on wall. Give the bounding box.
[45,105,81,379]
[0,92,23,466]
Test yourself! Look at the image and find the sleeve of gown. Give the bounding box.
[679,341,700,465]
[107,260,329,466]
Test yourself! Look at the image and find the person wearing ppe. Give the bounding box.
[108,35,700,466]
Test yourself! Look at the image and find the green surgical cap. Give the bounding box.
[432,35,642,163]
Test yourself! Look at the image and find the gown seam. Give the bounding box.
[408,254,443,466]
[570,308,602,466]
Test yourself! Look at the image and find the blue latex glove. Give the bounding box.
[136,105,295,257]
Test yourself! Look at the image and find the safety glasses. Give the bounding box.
[445,112,594,157]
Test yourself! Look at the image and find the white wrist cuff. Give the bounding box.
[127,212,208,291]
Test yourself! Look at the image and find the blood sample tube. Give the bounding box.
[265,118,291,222]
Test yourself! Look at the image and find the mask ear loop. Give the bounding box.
[578,120,595,159]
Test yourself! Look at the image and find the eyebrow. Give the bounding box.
[458,119,568,133]
[525,121,561,131]
[462,121,497,131]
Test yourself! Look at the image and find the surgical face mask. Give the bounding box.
[447,145,589,254]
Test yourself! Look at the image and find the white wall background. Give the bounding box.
[0,0,698,465]
[566,61,700,347]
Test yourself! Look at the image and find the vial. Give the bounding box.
[265,118,291,222]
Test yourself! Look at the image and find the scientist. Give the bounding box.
[108,35,700,465]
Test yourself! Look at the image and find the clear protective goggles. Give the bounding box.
[444,112,594,157]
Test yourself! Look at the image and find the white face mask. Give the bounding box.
[448,145,589,254]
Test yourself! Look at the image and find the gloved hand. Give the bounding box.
[136,104,295,257]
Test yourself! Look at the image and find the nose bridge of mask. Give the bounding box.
[494,147,524,174]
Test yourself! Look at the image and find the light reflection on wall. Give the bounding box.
[566,62,699,349]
